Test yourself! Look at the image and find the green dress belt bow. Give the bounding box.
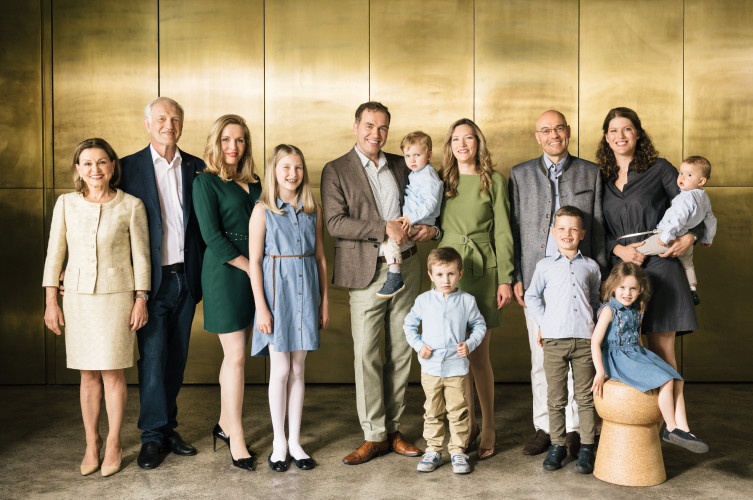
[441,231,492,277]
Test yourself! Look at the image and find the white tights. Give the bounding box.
[268,345,308,461]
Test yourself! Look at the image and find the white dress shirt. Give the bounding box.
[150,144,184,265]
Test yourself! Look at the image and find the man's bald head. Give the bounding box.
[535,110,570,163]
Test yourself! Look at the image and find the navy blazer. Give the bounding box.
[119,145,206,303]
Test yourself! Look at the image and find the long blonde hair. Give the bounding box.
[602,262,652,314]
[203,114,259,183]
[441,118,494,198]
[258,144,316,215]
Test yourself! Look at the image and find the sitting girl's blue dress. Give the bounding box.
[598,297,682,392]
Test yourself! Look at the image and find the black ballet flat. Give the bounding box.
[268,453,288,472]
[292,456,316,470]
[213,424,257,461]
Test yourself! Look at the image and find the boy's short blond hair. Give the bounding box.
[683,155,712,179]
[427,247,462,274]
[553,205,584,227]
[400,130,432,153]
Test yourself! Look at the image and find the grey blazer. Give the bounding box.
[509,154,607,289]
[321,147,409,289]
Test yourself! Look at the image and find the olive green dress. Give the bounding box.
[193,173,262,333]
[439,172,514,328]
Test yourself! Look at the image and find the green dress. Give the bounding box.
[193,173,262,333]
[439,172,513,328]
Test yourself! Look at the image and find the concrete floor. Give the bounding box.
[0,383,750,499]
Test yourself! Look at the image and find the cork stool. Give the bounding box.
[593,380,666,487]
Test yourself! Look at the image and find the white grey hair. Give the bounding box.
[144,97,185,122]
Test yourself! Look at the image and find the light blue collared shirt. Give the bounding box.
[403,164,443,226]
[543,153,568,257]
[404,289,487,377]
[524,251,601,340]
[657,188,717,245]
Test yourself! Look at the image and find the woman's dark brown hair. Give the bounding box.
[595,107,659,181]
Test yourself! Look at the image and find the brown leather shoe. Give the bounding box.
[342,440,389,465]
[566,431,581,458]
[522,429,551,455]
[387,432,421,456]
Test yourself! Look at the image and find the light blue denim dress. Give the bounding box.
[598,297,682,392]
[251,199,320,356]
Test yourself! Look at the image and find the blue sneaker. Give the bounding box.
[376,272,405,298]
[451,453,471,474]
[417,451,442,472]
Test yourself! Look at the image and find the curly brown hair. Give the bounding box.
[595,107,659,181]
[441,118,494,198]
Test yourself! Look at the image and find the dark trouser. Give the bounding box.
[542,338,595,447]
[137,269,196,445]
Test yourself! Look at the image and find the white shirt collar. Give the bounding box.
[354,145,387,169]
[149,143,182,167]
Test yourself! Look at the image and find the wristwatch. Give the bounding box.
[431,225,443,241]
[135,293,149,301]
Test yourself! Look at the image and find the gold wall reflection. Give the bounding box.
[2,0,751,383]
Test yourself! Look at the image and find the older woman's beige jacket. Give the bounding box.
[42,190,150,294]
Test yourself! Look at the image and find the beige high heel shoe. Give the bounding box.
[101,447,122,477]
[80,463,100,476]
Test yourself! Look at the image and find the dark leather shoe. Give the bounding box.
[137,441,164,470]
[168,432,197,456]
[575,444,595,474]
[522,429,551,455]
[292,456,316,470]
[342,440,389,465]
[542,444,567,471]
[268,453,288,472]
[566,431,581,458]
[388,432,421,456]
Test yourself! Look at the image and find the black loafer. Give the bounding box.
[669,429,709,454]
[542,444,567,471]
[661,428,672,444]
[292,456,316,470]
[137,441,165,470]
[168,432,197,456]
[575,444,595,474]
[268,453,288,472]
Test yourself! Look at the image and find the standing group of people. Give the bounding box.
[42,97,714,478]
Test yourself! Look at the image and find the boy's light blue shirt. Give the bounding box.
[524,251,601,340]
[657,188,717,245]
[403,288,486,377]
[403,164,443,226]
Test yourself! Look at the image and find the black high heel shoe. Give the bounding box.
[213,424,257,462]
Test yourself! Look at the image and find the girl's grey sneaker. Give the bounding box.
[417,451,442,472]
[668,429,709,454]
[376,272,405,298]
[451,453,471,474]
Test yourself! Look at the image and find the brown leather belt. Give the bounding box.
[377,245,418,263]
[265,253,315,310]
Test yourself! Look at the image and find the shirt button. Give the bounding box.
[299,274,302,277]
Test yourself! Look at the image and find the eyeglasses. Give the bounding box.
[536,125,568,135]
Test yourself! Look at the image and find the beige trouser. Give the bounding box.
[638,231,697,286]
[348,254,421,441]
[542,338,596,446]
[421,372,469,454]
[380,228,419,266]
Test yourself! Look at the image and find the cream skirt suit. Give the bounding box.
[42,190,150,370]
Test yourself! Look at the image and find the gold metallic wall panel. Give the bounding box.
[265,2,368,382]
[0,190,45,383]
[370,0,473,156]
[0,2,43,188]
[265,0,369,187]
[684,1,753,187]
[579,0,683,165]
[159,0,265,171]
[683,187,752,380]
[475,0,579,172]
[52,0,158,188]
[159,0,266,384]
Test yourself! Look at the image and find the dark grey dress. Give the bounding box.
[602,158,698,334]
